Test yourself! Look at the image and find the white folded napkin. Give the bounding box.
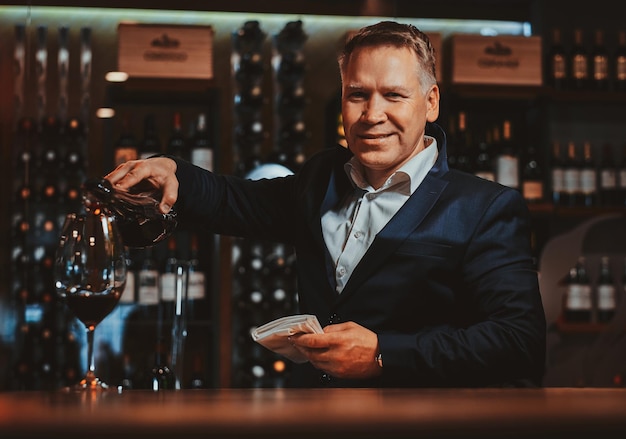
[250,314,323,363]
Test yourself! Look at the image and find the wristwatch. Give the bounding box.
[375,353,383,369]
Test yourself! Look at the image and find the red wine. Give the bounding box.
[65,292,121,327]
[82,178,177,248]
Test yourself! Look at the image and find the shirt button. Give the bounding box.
[337,266,346,276]
[354,231,362,239]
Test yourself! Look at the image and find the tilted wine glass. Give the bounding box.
[54,210,127,390]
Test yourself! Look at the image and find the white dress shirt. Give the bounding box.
[321,136,438,293]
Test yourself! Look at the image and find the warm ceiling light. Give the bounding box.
[105,71,129,82]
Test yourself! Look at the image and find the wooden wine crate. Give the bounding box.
[450,34,542,86]
[118,23,214,79]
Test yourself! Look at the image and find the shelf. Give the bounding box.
[555,316,615,334]
[527,203,626,217]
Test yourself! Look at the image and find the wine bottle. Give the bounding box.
[591,29,610,91]
[166,112,188,160]
[614,30,626,92]
[580,141,597,207]
[186,233,208,322]
[190,113,214,172]
[113,115,138,166]
[137,247,160,310]
[563,256,592,323]
[599,143,618,206]
[562,141,582,207]
[596,256,616,323]
[617,142,626,206]
[473,128,495,182]
[159,236,179,320]
[452,111,472,174]
[82,178,177,248]
[139,113,162,160]
[150,337,175,390]
[494,120,520,190]
[570,28,590,90]
[39,115,61,173]
[550,141,565,206]
[546,28,568,90]
[521,144,545,204]
[63,117,86,173]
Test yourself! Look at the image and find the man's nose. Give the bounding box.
[361,97,387,123]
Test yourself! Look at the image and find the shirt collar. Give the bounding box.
[344,135,438,195]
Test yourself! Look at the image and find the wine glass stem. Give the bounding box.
[86,325,96,377]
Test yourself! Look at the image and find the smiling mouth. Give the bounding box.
[359,133,391,140]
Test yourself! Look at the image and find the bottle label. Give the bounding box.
[191,149,214,172]
[617,56,626,81]
[580,169,597,194]
[187,271,206,300]
[600,169,617,189]
[565,284,592,310]
[597,285,616,310]
[138,270,160,305]
[552,55,566,79]
[523,181,544,201]
[160,273,177,302]
[573,55,588,79]
[551,168,564,191]
[496,156,519,188]
[593,56,609,80]
[563,169,581,194]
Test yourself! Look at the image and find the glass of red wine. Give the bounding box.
[54,211,127,390]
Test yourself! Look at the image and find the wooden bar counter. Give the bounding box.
[2,387,626,438]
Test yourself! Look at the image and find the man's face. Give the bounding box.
[341,45,439,187]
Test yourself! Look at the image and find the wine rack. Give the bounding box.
[229,20,307,388]
[8,25,91,390]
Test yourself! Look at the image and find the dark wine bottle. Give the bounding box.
[599,143,618,206]
[113,115,138,166]
[550,141,565,206]
[563,256,592,323]
[139,113,162,160]
[591,29,610,91]
[166,112,188,160]
[190,113,214,172]
[546,28,568,90]
[596,256,616,323]
[82,178,177,248]
[494,120,520,190]
[614,30,626,92]
[570,28,590,90]
[521,144,545,204]
[562,141,582,207]
[580,141,597,207]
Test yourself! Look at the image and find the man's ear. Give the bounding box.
[425,84,440,123]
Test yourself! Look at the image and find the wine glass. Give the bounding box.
[55,211,127,390]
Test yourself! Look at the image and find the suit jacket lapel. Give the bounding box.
[336,173,448,303]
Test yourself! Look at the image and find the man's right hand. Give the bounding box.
[104,157,179,214]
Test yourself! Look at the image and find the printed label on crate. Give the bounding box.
[118,23,214,79]
[451,34,542,85]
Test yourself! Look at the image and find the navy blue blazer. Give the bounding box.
[173,122,546,388]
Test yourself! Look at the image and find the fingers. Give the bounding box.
[104,160,148,190]
[103,158,179,213]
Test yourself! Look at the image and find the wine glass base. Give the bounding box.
[64,372,110,391]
